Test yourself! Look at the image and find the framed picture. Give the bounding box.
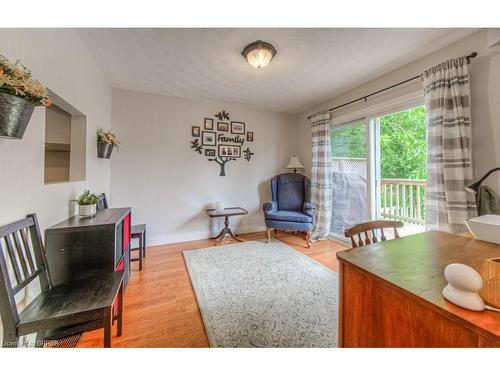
[231,121,245,134]
[218,144,241,158]
[192,126,200,137]
[202,131,217,146]
[246,132,254,142]
[204,118,214,130]
[205,149,216,157]
[217,122,229,132]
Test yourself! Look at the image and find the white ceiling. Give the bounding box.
[78,28,478,114]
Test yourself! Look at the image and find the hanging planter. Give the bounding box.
[96,127,120,159]
[0,93,35,139]
[97,142,115,159]
[0,55,51,139]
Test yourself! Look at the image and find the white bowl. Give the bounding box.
[466,215,500,244]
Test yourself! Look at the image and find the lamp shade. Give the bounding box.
[287,155,304,172]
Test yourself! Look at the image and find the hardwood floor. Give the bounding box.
[77,231,348,348]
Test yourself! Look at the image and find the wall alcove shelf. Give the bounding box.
[45,142,71,152]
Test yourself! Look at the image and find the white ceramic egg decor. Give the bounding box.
[443,263,486,311]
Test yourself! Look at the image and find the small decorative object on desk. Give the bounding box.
[215,201,224,213]
[443,263,485,311]
[97,127,120,159]
[0,54,51,139]
[74,189,101,217]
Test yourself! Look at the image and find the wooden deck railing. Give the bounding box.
[380,178,426,225]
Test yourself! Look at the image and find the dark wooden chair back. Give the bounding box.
[344,220,404,248]
[0,214,51,333]
[97,193,108,211]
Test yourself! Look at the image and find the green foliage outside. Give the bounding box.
[330,106,427,180]
[331,123,366,158]
[380,106,426,179]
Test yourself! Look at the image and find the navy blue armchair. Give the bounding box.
[263,173,315,247]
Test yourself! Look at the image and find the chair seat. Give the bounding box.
[131,224,146,236]
[265,210,313,223]
[17,271,124,335]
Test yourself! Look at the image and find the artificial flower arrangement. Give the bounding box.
[0,54,51,107]
[96,127,121,150]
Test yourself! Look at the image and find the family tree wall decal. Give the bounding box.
[190,110,255,176]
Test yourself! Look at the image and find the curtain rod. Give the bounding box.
[307,52,478,120]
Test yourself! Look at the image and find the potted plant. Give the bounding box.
[0,54,51,139]
[74,190,100,217]
[97,127,120,159]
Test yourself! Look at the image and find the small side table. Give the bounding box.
[206,207,248,245]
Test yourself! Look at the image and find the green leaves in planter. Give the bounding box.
[74,190,100,205]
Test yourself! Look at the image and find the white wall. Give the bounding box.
[0,29,112,342]
[110,89,296,245]
[296,30,500,193]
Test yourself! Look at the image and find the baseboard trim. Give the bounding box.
[146,224,267,246]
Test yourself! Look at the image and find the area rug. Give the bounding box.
[183,240,338,347]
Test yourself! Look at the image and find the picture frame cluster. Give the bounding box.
[190,110,255,176]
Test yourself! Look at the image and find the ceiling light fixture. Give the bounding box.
[241,40,277,69]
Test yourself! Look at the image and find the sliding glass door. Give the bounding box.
[329,104,427,241]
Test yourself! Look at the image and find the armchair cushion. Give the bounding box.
[265,210,313,224]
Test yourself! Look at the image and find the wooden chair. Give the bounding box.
[98,193,147,266]
[0,214,124,348]
[344,220,404,248]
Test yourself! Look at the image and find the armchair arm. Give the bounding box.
[303,202,315,218]
[263,201,277,213]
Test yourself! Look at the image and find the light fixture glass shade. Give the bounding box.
[287,155,304,172]
[241,40,277,69]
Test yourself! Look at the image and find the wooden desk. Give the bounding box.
[336,231,500,347]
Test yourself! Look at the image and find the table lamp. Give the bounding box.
[286,155,304,173]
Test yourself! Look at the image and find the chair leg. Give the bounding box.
[117,283,123,337]
[143,229,146,258]
[139,234,143,271]
[104,307,112,348]
[306,231,312,248]
[266,228,272,243]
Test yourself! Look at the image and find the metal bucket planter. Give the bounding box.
[0,92,35,139]
[97,142,114,159]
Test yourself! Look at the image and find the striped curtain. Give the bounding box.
[423,56,477,233]
[310,110,333,240]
